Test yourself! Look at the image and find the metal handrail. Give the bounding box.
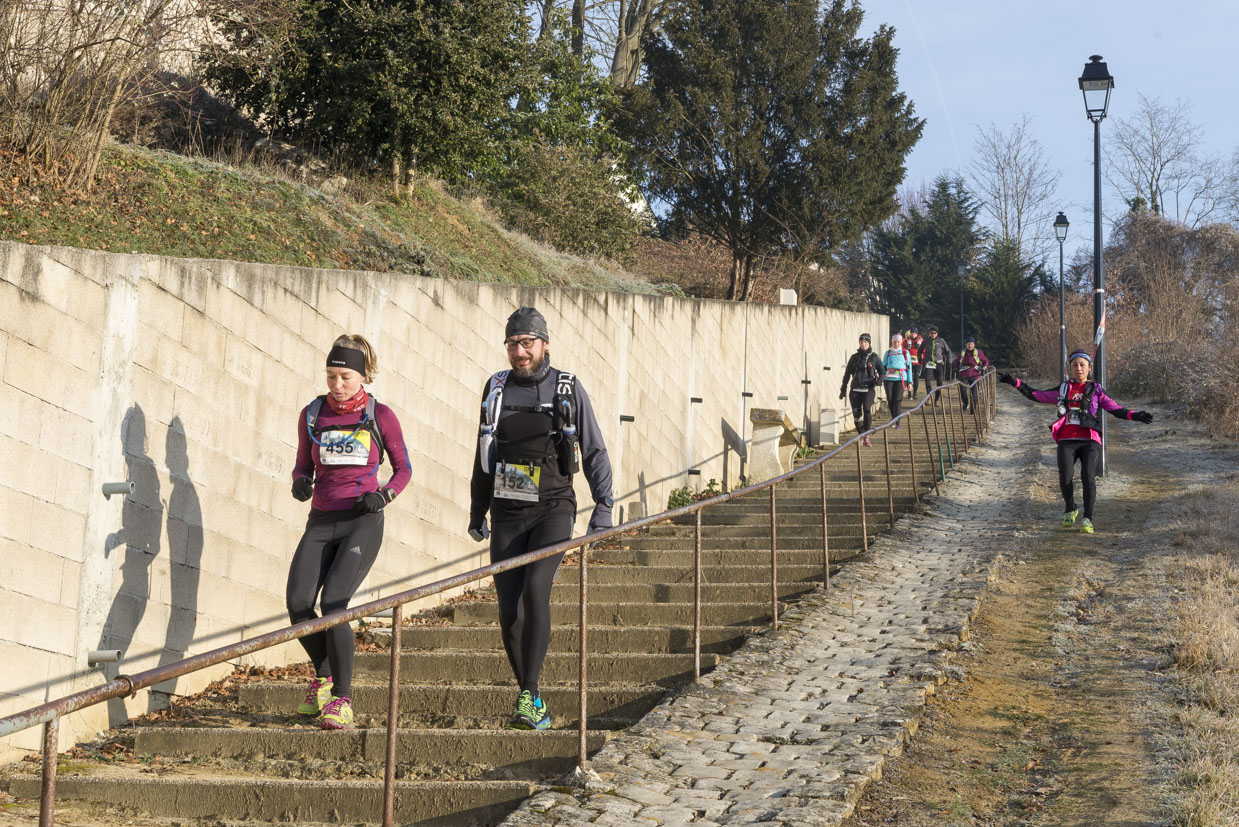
[2,369,996,827]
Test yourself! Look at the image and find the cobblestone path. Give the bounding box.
[503,401,1041,827]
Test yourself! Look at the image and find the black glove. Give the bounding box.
[998,373,1017,387]
[355,488,394,513]
[292,476,314,501]
[588,502,613,535]
[838,391,846,400]
[468,518,489,542]
[1132,411,1154,424]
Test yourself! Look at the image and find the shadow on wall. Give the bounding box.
[154,416,203,711]
[94,405,205,724]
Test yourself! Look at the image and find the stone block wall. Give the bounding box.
[0,241,885,757]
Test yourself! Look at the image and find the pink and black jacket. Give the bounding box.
[1009,377,1141,444]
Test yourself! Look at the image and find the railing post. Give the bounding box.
[770,485,778,631]
[578,543,588,765]
[856,440,868,554]
[907,413,920,505]
[882,427,894,530]
[971,381,983,443]
[693,509,702,683]
[819,462,830,591]
[957,384,970,451]
[930,392,945,478]
[922,403,939,494]
[38,717,58,827]
[937,395,953,469]
[382,603,402,827]
[947,389,962,457]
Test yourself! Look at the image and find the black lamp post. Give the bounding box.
[1079,54,1114,474]
[957,260,967,352]
[1054,211,1069,380]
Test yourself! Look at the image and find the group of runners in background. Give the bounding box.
[840,326,990,446]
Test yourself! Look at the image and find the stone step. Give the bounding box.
[380,623,763,654]
[7,775,535,826]
[134,727,611,778]
[239,682,662,725]
[554,564,827,585]
[665,508,915,526]
[588,549,856,568]
[354,651,718,686]
[548,580,816,605]
[647,524,869,540]
[619,530,872,550]
[449,600,781,627]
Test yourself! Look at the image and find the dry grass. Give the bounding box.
[1168,484,1239,825]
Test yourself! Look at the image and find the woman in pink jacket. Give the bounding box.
[999,350,1152,534]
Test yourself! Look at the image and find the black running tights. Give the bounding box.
[490,511,573,695]
[884,380,904,422]
[850,388,876,432]
[286,511,383,699]
[1057,439,1100,519]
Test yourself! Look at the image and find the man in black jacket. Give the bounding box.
[468,307,614,731]
[917,326,953,403]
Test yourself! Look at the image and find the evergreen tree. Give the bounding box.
[868,175,983,332]
[617,0,922,300]
[205,0,576,184]
[966,238,1042,364]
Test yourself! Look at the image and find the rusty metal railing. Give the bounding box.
[0,370,996,827]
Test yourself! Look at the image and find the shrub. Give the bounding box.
[494,136,644,261]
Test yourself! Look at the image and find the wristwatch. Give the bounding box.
[599,496,614,508]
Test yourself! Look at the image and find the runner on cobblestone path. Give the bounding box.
[954,335,990,413]
[841,333,883,446]
[287,334,412,730]
[882,333,912,428]
[469,307,614,731]
[1000,351,1153,533]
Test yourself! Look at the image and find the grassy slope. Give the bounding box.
[0,143,660,293]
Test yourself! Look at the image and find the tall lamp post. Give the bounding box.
[957,260,967,351]
[1054,211,1069,379]
[1079,54,1114,474]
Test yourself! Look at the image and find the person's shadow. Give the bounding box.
[153,416,203,711]
[98,404,162,725]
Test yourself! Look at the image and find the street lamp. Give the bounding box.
[1079,54,1114,474]
[957,260,967,352]
[1054,211,1069,380]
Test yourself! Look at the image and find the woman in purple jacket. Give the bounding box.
[999,350,1152,534]
[954,335,990,413]
[287,334,411,729]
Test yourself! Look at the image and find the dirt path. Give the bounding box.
[846,398,1238,827]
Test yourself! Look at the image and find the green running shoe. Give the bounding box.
[296,676,333,717]
[318,696,353,730]
[1080,518,1094,534]
[506,690,551,730]
[1061,509,1078,528]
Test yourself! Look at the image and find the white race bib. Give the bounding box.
[318,429,372,466]
[494,461,541,502]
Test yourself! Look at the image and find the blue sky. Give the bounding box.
[861,0,1239,259]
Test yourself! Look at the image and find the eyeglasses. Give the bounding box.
[504,337,540,351]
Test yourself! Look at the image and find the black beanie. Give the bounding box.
[505,307,549,341]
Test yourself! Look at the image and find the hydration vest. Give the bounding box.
[478,370,580,478]
[1056,381,1101,430]
[305,394,386,464]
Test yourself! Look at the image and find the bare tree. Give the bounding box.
[1106,93,1222,228]
[968,115,1061,262]
[527,0,658,86]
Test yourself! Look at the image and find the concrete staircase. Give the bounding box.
[7,406,974,825]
